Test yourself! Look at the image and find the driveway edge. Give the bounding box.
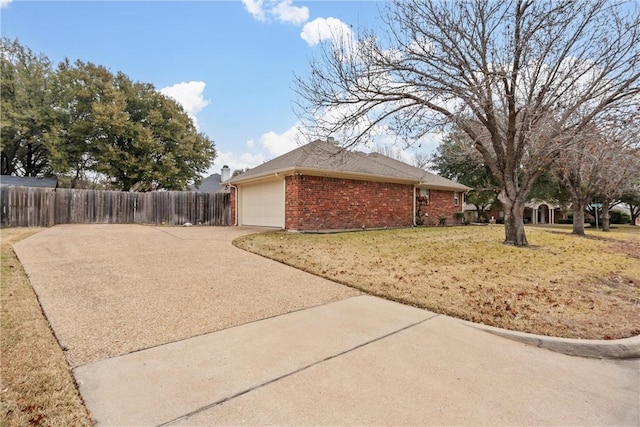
[458,319,640,359]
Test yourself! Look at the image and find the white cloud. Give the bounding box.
[259,124,304,156]
[246,139,255,148]
[300,17,353,46]
[160,81,210,129]
[243,0,308,25]
[241,0,266,21]
[207,151,266,177]
[272,0,308,25]
[0,0,12,8]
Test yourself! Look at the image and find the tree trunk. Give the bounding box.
[631,205,639,225]
[503,198,528,246]
[601,201,610,232]
[572,198,586,235]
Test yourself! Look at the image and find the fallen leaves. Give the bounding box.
[235,226,640,339]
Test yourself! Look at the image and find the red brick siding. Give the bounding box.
[285,175,414,231]
[229,186,236,225]
[416,189,464,225]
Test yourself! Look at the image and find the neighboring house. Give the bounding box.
[224,139,470,231]
[0,175,58,188]
[188,166,230,193]
[524,200,567,224]
[465,200,568,224]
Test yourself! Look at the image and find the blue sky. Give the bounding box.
[1,0,437,176]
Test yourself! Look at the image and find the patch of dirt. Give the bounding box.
[608,240,640,259]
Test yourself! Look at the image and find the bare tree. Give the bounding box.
[295,0,640,246]
[372,143,431,170]
[373,144,404,160]
[411,152,430,170]
[552,123,640,235]
[596,124,640,232]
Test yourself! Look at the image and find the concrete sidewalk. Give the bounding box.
[75,295,639,426]
[15,225,640,426]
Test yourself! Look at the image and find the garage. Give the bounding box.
[239,179,285,228]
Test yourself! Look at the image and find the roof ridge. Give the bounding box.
[365,152,429,180]
[226,139,470,191]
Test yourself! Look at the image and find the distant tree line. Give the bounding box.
[1,38,216,191]
[431,125,640,231]
[295,0,640,242]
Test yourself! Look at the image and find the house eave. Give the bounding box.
[225,167,472,191]
[417,182,472,192]
[225,167,418,186]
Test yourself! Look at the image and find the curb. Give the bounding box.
[458,319,640,359]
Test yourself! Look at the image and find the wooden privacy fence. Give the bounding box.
[0,186,230,227]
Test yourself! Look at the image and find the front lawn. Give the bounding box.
[235,225,640,340]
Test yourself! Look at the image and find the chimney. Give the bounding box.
[221,165,231,181]
[327,136,335,144]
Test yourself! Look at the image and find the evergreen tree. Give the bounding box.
[44,57,216,190]
[1,38,56,176]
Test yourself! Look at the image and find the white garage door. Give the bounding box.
[240,180,285,227]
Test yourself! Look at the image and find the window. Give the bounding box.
[454,192,460,206]
[418,188,429,205]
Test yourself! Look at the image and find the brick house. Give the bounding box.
[224,139,470,231]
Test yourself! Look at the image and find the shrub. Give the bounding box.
[610,211,631,224]
[438,216,447,226]
[589,211,631,226]
[454,212,466,224]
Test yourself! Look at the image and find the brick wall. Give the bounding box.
[285,175,414,231]
[229,186,236,225]
[416,189,464,226]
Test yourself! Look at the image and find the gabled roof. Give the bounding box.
[0,175,58,188]
[226,139,470,191]
[188,173,227,193]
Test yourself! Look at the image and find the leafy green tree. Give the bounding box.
[232,168,249,177]
[94,73,215,191]
[48,59,116,187]
[47,61,216,190]
[528,172,571,207]
[430,133,499,220]
[620,178,640,225]
[3,39,216,189]
[1,38,56,176]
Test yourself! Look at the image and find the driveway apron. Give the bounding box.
[14,224,640,426]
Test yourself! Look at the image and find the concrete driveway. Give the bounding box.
[15,225,640,426]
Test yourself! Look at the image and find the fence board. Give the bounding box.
[0,186,230,228]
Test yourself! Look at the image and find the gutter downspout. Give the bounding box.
[229,184,238,226]
[413,184,418,226]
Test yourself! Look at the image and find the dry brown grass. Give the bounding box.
[235,225,640,340]
[1,228,92,427]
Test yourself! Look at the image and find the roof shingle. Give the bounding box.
[0,175,58,188]
[226,139,470,191]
